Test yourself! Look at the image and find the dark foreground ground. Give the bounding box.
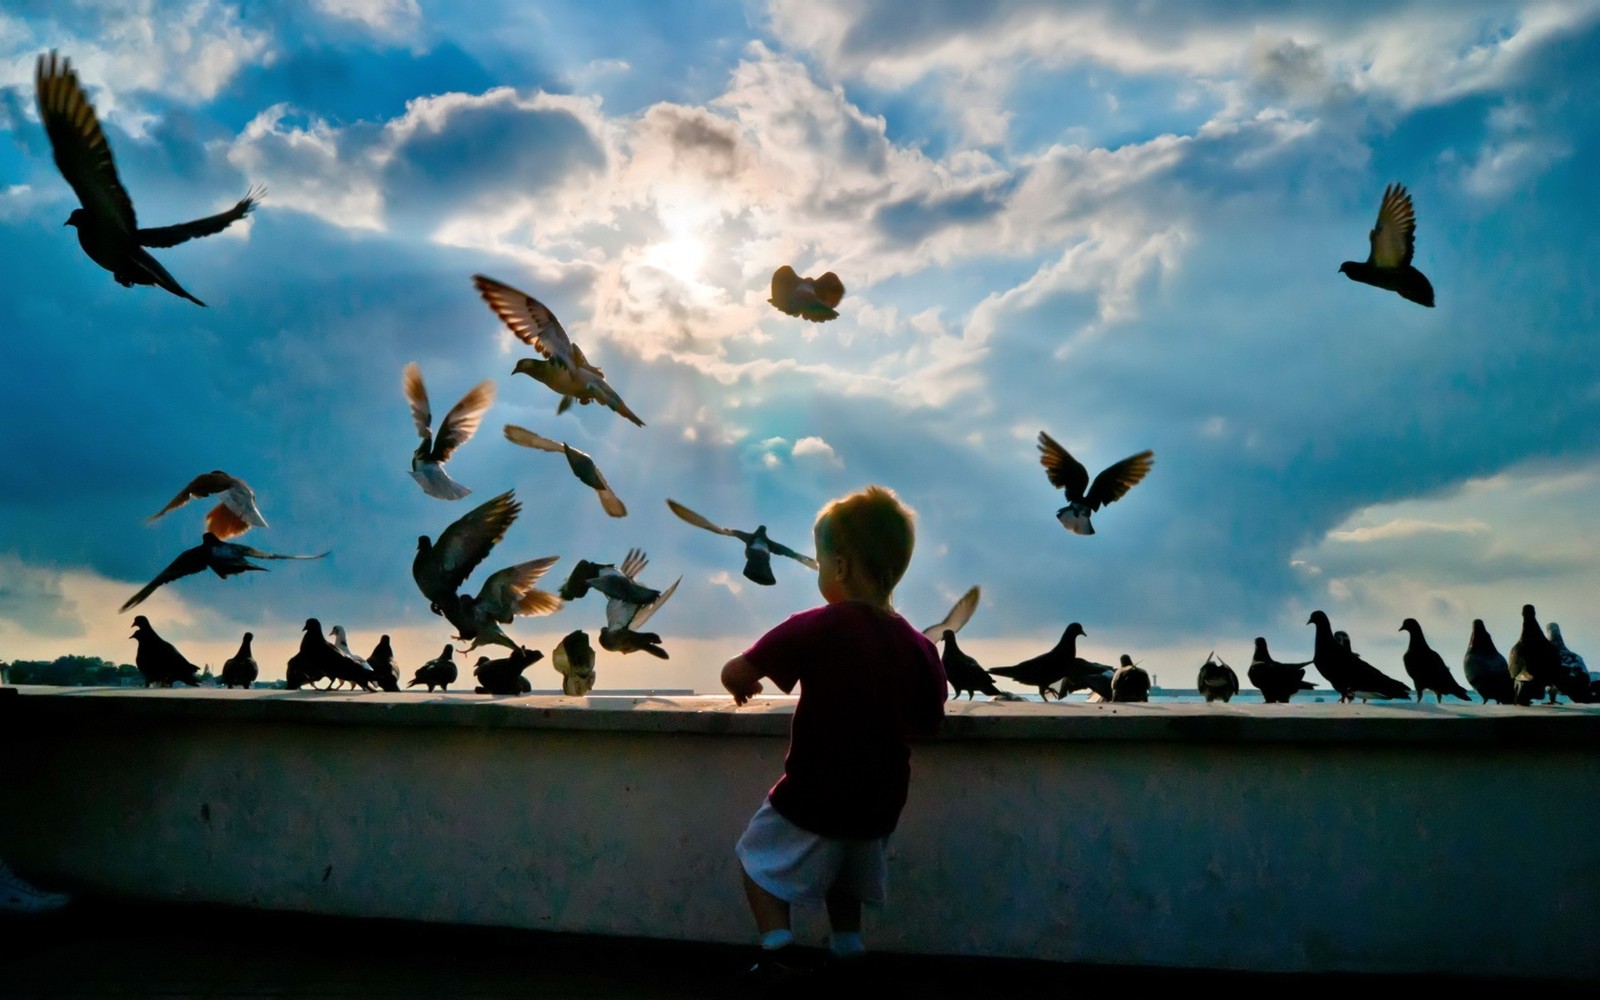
[0,898,1590,999]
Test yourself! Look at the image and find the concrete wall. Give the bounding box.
[1,687,1596,980]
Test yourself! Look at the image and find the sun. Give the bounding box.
[642,232,706,285]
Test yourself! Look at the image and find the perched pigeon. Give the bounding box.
[768,265,845,322]
[407,645,458,692]
[1546,623,1593,703]
[938,630,1007,700]
[665,499,818,586]
[1307,611,1411,702]
[327,625,377,692]
[119,532,329,612]
[148,471,267,540]
[403,362,495,501]
[504,425,625,517]
[1509,605,1583,704]
[474,274,645,426]
[1036,432,1153,536]
[921,586,980,643]
[989,623,1089,700]
[129,615,200,687]
[1338,183,1434,307]
[1196,652,1239,703]
[366,634,401,692]
[553,630,597,696]
[1462,619,1515,705]
[473,646,543,695]
[220,631,258,689]
[285,617,341,691]
[412,491,562,651]
[1111,654,1151,703]
[36,52,261,306]
[1398,618,1471,703]
[1247,637,1315,703]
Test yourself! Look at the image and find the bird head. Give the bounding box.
[1306,610,1329,629]
[940,629,956,645]
[1064,622,1086,640]
[1399,618,1421,635]
[130,615,151,636]
[302,618,321,633]
[416,535,431,553]
[1119,654,1136,667]
[439,644,455,660]
[1338,261,1357,276]
[64,208,86,229]
[1252,637,1268,655]
[1547,622,1565,644]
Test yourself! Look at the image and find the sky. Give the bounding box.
[3,0,1600,695]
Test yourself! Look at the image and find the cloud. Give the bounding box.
[791,436,843,468]
[1327,518,1489,544]
[313,0,422,40]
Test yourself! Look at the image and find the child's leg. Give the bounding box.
[742,868,792,936]
[824,883,860,933]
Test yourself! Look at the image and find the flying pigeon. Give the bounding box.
[504,425,625,517]
[989,623,1088,700]
[559,548,651,602]
[1196,652,1239,703]
[1111,654,1151,703]
[1398,618,1471,703]
[119,532,329,612]
[1546,623,1593,703]
[366,634,401,692]
[411,490,563,651]
[129,615,200,687]
[1338,182,1435,307]
[936,630,1008,700]
[36,51,261,306]
[1036,432,1153,536]
[148,471,267,540]
[1462,619,1515,705]
[768,265,845,322]
[665,499,818,586]
[921,586,980,643]
[407,645,458,692]
[1307,611,1411,702]
[220,631,258,689]
[596,555,680,659]
[474,274,645,427]
[403,362,495,501]
[473,646,543,695]
[553,629,597,696]
[1247,637,1315,703]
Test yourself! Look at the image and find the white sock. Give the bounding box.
[760,929,795,950]
[829,931,864,957]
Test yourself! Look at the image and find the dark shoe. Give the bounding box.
[743,947,813,997]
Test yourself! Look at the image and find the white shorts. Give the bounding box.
[735,799,888,905]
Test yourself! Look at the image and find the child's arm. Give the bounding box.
[721,655,765,705]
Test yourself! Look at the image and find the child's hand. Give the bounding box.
[721,656,764,705]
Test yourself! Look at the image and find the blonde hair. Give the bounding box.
[814,485,916,597]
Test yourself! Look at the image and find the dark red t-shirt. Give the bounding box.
[742,601,947,840]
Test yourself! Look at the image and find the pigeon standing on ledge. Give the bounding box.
[407,646,458,692]
[1247,637,1315,703]
[220,632,258,689]
[1462,619,1515,705]
[937,630,1007,700]
[1398,618,1471,702]
[1307,611,1411,702]
[1197,652,1239,702]
[989,623,1089,700]
[1111,655,1151,703]
[553,630,597,695]
[129,616,200,688]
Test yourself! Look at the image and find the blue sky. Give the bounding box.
[3,0,1600,694]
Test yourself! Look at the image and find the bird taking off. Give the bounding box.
[1036,431,1153,536]
[1338,183,1435,307]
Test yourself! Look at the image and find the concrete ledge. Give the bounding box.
[2,686,1597,980]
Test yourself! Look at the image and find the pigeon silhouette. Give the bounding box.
[504,425,625,517]
[768,265,845,322]
[474,274,644,426]
[220,631,258,689]
[129,615,200,687]
[1462,619,1515,705]
[921,586,980,643]
[366,634,401,692]
[1338,183,1434,307]
[286,617,341,690]
[553,629,597,695]
[1546,623,1594,703]
[473,646,543,695]
[559,548,650,602]
[1036,432,1153,536]
[665,499,818,585]
[1509,605,1587,704]
[937,630,1007,700]
[1307,611,1410,702]
[1196,652,1239,703]
[36,51,262,306]
[1111,654,1151,703]
[407,645,458,692]
[412,490,562,651]
[1247,637,1315,703]
[1398,618,1471,702]
[148,471,267,540]
[119,532,329,612]
[599,562,680,659]
[989,623,1088,700]
[404,362,495,501]
[327,625,378,691]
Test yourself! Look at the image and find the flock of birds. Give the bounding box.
[33,51,1592,708]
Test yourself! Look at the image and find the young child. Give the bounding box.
[721,485,947,975]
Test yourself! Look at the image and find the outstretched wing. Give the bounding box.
[1085,451,1154,510]
[768,265,800,313]
[35,51,136,233]
[1368,182,1417,270]
[619,548,648,580]
[119,545,209,612]
[426,491,521,596]
[402,362,433,439]
[812,271,845,308]
[476,556,562,621]
[1037,431,1090,502]
[432,380,495,462]
[767,538,819,570]
[225,544,329,561]
[473,274,586,373]
[138,186,263,247]
[665,499,738,537]
[922,585,980,643]
[627,576,680,631]
[206,503,251,541]
[149,470,239,522]
[502,424,564,453]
